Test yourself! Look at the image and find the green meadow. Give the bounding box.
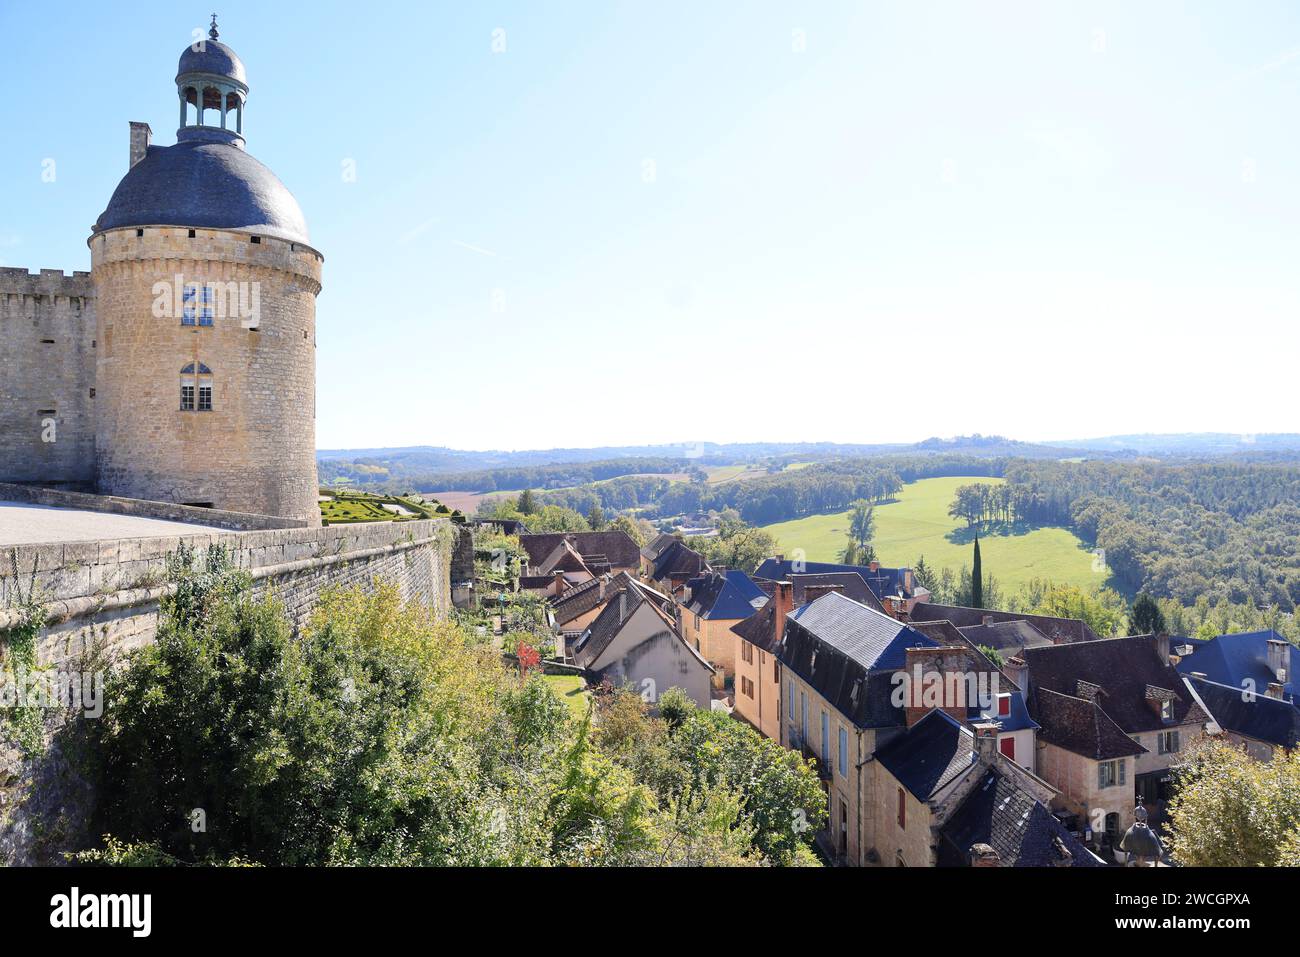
[761,476,1103,593]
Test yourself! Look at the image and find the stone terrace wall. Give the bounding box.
[0,481,305,532]
[0,517,459,863]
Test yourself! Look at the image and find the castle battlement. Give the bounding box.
[0,267,94,301]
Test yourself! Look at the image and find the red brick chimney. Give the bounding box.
[552,571,566,597]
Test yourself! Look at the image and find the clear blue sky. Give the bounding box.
[3,1,1298,451]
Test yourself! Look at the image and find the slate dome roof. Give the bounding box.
[93,140,310,245]
[176,39,247,86]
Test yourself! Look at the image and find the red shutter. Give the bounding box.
[997,695,1011,716]
[999,736,1016,760]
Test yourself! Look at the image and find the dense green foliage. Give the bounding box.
[79,546,823,866]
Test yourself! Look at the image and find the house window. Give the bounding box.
[1160,699,1173,721]
[838,727,848,777]
[999,736,1016,761]
[997,694,1011,717]
[773,659,780,683]
[801,692,808,739]
[821,711,829,759]
[787,681,794,725]
[1157,730,1181,755]
[897,787,906,829]
[182,284,214,326]
[1098,759,1127,789]
[741,642,754,665]
[180,362,213,412]
[740,676,754,698]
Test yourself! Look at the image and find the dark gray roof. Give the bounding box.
[911,602,1099,644]
[1187,675,1300,750]
[958,619,1054,657]
[94,140,310,245]
[789,572,885,611]
[177,39,247,85]
[520,531,642,572]
[874,710,977,801]
[939,767,1100,867]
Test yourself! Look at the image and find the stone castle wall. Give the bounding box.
[0,517,465,864]
[0,269,97,486]
[90,226,323,523]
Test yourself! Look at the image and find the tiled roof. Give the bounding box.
[1186,675,1300,750]
[550,571,632,626]
[874,710,977,801]
[1174,630,1298,702]
[684,570,769,620]
[519,531,641,571]
[938,768,1100,867]
[571,578,711,673]
[730,600,781,654]
[1033,688,1146,760]
[910,602,1099,644]
[778,592,937,728]
[1024,635,1208,739]
[957,620,1054,657]
[640,532,678,562]
[753,558,913,601]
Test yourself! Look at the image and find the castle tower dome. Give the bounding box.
[87,19,322,525]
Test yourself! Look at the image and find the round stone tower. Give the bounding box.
[89,18,322,525]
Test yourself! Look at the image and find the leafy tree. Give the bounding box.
[1167,738,1300,867]
[847,499,875,550]
[693,514,779,573]
[586,503,607,530]
[516,488,538,515]
[1129,592,1167,635]
[608,514,652,547]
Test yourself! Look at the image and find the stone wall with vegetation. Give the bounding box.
[0,517,456,864]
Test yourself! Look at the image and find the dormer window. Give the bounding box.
[180,362,213,411]
[997,693,1011,717]
[1160,699,1173,721]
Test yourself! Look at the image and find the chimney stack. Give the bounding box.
[982,614,995,626]
[1267,638,1289,683]
[129,121,152,169]
[868,560,881,573]
[1155,633,1170,666]
[1267,682,1285,700]
[552,570,566,597]
[969,843,1001,868]
[972,720,1001,763]
[772,580,793,646]
[803,583,843,604]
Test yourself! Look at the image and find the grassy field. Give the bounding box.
[542,673,591,720]
[761,476,1103,593]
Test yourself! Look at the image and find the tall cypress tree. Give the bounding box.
[971,536,983,609]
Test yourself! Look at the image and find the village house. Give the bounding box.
[909,602,1100,644]
[678,568,768,678]
[570,576,714,709]
[1174,628,1297,703]
[870,713,1098,867]
[1184,674,1300,760]
[753,556,930,612]
[516,530,641,593]
[644,538,709,595]
[1021,634,1212,850]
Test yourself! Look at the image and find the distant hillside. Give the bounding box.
[1057,433,1300,457]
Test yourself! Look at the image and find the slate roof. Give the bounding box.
[640,533,678,562]
[649,539,708,581]
[790,572,885,612]
[1186,675,1300,751]
[874,711,977,801]
[519,531,641,571]
[1174,630,1299,702]
[95,140,310,244]
[958,620,1054,657]
[177,38,247,85]
[731,599,781,655]
[938,768,1100,867]
[910,602,1099,644]
[778,592,938,728]
[753,558,914,602]
[1033,688,1145,760]
[1023,635,1209,742]
[684,570,769,620]
[550,571,632,626]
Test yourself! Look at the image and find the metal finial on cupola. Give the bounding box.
[209,13,220,41]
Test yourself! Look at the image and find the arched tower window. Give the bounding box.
[180,362,213,412]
